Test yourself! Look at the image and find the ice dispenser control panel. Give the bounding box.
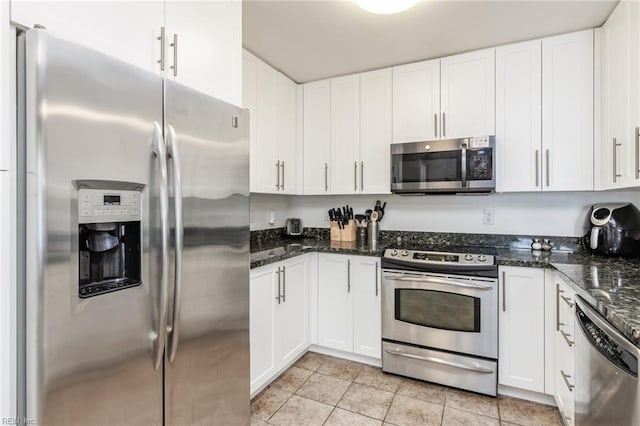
[78,189,141,223]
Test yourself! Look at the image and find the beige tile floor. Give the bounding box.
[251,352,563,426]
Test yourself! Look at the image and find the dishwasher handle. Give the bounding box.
[575,298,639,378]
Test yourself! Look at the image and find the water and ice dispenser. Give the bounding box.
[78,188,142,298]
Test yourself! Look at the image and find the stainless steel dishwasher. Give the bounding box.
[575,297,639,426]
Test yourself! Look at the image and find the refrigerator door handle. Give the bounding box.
[152,121,171,370]
[167,124,184,363]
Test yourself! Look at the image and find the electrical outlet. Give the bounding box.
[483,209,495,225]
[268,209,276,225]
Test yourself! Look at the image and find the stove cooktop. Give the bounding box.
[381,246,499,277]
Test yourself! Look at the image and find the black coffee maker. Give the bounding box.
[582,203,640,257]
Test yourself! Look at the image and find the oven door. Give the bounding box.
[391,140,464,193]
[382,270,498,359]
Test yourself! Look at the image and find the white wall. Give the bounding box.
[250,193,292,230]
[259,190,640,237]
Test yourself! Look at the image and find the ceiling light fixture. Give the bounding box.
[355,0,419,15]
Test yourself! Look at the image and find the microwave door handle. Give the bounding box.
[461,142,467,188]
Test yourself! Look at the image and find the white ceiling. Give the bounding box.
[243,0,618,83]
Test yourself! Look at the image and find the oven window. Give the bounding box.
[395,289,480,332]
[392,151,461,183]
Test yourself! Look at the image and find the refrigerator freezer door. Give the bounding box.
[21,30,165,425]
[164,80,250,425]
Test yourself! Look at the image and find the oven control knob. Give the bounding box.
[478,255,487,262]
[401,250,409,257]
[390,249,398,256]
[464,254,473,261]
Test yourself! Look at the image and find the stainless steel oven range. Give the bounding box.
[381,247,499,396]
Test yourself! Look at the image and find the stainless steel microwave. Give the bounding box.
[390,136,495,194]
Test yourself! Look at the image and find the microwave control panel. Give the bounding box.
[78,189,142,224]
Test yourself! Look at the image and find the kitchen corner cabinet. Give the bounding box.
[12,1,242,105]
[498,266,545,393]
[542,30,594,191]
[250,255,309,395]
[392,49,494,143]
[318,254,381,358]
[599,1,640,190]
[244,51,298,194]
[303,80,332,194]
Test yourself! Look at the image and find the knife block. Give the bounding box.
[330,222,342,242]
[340,221,357,242]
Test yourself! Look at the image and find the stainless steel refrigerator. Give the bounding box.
[18,29,249,425]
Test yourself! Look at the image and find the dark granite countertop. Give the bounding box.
[250,233,640,347]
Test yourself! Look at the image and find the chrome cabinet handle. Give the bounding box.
[275,161,281,190]
[636,127,639,180]
[442,112,446,137]
[556,284,564,331]
[360,161,364,191]
[324,163,328,191]
[384,348,494,374]
[561,330,574,347]
[502,271,506,312]
[386,275,493,290]
[281,161,285,191]
[157,26,165,71]
[347,259,351,293]
[434,113,438,138]
[613,138,622,183]
[561,370,575,391]
[375,262,379,296]
[545,149,550,187]
[560,295,574,308]
[151,122,170,371]
[354,161,358,192]
[275,267,281,304]
[535,149,540,187]
[282,265,286,303]
[170,33,178,76]
[166,124,184,363]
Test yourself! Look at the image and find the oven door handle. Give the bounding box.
[384,274,494,290]
[384,348,494,374]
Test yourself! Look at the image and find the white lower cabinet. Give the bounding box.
[553,274,577,426]
[498,266,545,393]
[318,254,381,358]
[250,255,310,395]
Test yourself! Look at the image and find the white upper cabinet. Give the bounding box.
[303,80,332,194]
[360,69,392,194]
[11,1,242,104]
[164,0,242,105]
[392,59,440,142]
[542,30,594,191]
[276,73,298,194]
[243,51,258,193]
[441,48,495,139]
[10,1,164,75]
[330,75,361,194]
[253,59,278,193]
[496,40,542,192]
[627,2,640,187]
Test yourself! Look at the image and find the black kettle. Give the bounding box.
[582,203,640,257]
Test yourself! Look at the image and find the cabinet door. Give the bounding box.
[249,267,277,394]
[360,69,392,194]
[498,267,545,393]
[276,73,298,194]
[628,2,640,187]
[441,49,495,139]
[252,60,278,193]
[276,257,309,366]
[11,1,164,75]
[352,257,381,359]
[243,51,258,193]
[602,2,631,189]
[496,40,542,192]
[318,254,353,352]
[542,30,594,191]
[392,59,440,142]
[303,80,331,194]
[165,0,242,105]
[331,75,360,194]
